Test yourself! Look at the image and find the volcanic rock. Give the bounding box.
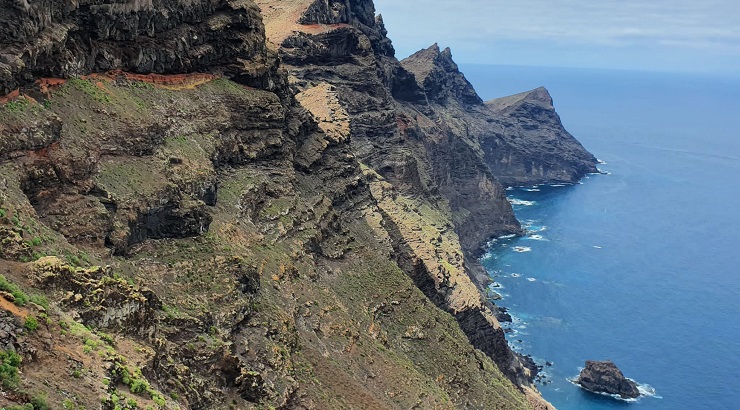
[0,0,598,408]
[576,360,640,399]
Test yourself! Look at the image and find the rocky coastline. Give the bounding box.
[0,0,595,408]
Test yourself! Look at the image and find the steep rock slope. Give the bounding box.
[485,87,599,186]
[257,0,595,386]
[257,0,540,390]
[0,0,559,409]
[401,45,598,188]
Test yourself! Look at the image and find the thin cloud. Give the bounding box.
[374,0,740,71]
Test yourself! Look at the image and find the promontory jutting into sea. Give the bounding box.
[472,65,740,409]
[0,0,738,409]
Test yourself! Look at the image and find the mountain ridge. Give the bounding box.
[0,0,595,408]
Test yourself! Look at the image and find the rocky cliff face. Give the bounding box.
[0,0,283,95]
[485,87,599,186]
[0,0,591,408]
[401,45,598,188]
[262,0,537,388]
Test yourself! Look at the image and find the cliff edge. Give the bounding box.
[0,0,592,408]
[485,87,599,186]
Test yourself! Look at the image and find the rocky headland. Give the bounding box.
[0,0,595,408]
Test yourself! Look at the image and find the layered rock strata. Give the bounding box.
[257,0,594,393]
[0,0,282,95]
[0,0,593,408]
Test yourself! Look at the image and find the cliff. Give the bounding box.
[0,0,281,95]
[400,45,598,188]
[0,0,592,408]
[484,87,598,186]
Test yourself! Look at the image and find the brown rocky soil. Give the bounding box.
[254,0,351,46]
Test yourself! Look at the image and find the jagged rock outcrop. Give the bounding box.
[0,226,32,261]
[402,44,482,106]
[31,256,161,334]
[575,360,641,399]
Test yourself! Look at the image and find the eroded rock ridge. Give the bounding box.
[0,0,593,408]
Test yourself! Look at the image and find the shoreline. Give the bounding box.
[473,178,600,389]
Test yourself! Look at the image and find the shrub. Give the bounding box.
[129,378,148,394]
[152,395,165,407]
[29,294,49,310]
[0,350,21,388]
[118,366,131,385]
[24,316,39,332]
[99,332,115,346]
[0,275,28,306]
[30,394,50,410]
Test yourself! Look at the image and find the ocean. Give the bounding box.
[462,65,740,409]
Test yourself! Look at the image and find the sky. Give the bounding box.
[372,0,740,73]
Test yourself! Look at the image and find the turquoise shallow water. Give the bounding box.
[464,65,740,409]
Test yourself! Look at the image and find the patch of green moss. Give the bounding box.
[2,97,30,113]
[95,158,170,199]
[66,78,112,104]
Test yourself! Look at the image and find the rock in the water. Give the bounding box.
[575,360,640,399]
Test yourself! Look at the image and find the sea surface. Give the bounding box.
[462,65,740,410]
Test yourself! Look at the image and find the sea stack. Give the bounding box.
[575,360,641,399]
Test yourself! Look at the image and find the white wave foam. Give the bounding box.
[597,168,612,175]
[499,234,517,240]
[550,184,567,187]
[526,234,547,241]
[636,382,660,398]
[522,188,541,192]
[508,198,536,206]
[512,246,532,253]
[527,278,536,282]
[567,376,660,402]
[593,245,602,249]
[597,159,607,164]
[522,221,547,233]
[510,273,521,278]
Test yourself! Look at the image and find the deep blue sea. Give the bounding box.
[462,65,740,410]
